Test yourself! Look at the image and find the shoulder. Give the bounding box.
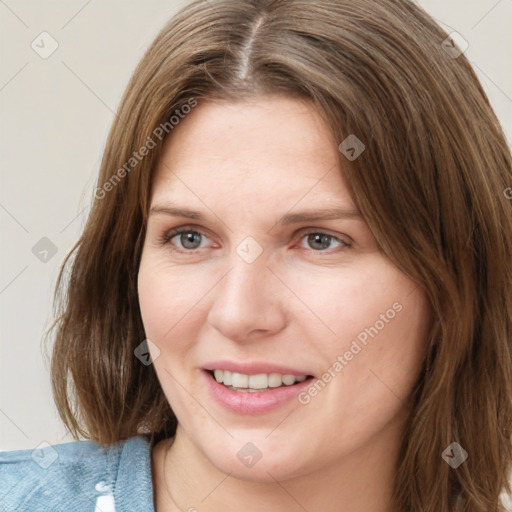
[0,435,154,512]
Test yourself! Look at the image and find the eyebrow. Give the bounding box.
[149,204,362,224]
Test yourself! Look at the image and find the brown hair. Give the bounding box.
[47,0,512,510]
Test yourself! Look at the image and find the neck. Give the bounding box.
[152,421,403,512]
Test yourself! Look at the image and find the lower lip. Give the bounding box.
[203,370,314,415]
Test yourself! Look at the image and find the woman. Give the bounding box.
[1,0,511,511]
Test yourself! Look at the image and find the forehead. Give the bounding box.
[151,96,356,212]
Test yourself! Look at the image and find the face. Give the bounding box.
[137,95,431,482]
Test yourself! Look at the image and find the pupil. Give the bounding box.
[179,232,332,250]
[181,232,201,249]
[309,233,330,250]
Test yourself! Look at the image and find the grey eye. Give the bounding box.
[179,231,203,249]
[306,233,336,250]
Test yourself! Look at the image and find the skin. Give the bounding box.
[137,95,431,512]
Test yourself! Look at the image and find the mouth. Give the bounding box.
[205,369,315,392]
[202,364,317,414]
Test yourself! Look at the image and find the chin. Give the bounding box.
[193,433,313,483]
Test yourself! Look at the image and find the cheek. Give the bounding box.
[289,254,430,405]
[293,266,429,457]
[315,264,429,401]
[288,254,423,349]
[137,255,213,350]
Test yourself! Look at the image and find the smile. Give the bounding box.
[203,368,315,414]
[211,369,308,391]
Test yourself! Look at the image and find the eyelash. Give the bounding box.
[157,225,351,253]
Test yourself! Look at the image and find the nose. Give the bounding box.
[206,254,288,343]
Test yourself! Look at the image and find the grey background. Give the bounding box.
[1,0,511,501]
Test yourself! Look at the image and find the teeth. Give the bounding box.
[231,372,248,388]
[211,370,309,390]
[282,374,296,386]
[268,373,282,388]
[249,374,268,389]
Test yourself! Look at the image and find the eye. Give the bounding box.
[159,226,211,251]
[158,226,351,253]
[298,230,351,252]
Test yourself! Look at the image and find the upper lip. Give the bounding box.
[203,360,314,377]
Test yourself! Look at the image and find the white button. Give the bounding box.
[95,480,112,493]
[94,494,116,512]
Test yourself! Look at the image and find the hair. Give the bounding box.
[46,0,512,510]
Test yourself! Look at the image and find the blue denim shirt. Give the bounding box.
[0,435,155,512]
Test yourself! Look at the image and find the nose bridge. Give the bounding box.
[221,247,271,308]
[206,244,287,340]
[222,232,272,295]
